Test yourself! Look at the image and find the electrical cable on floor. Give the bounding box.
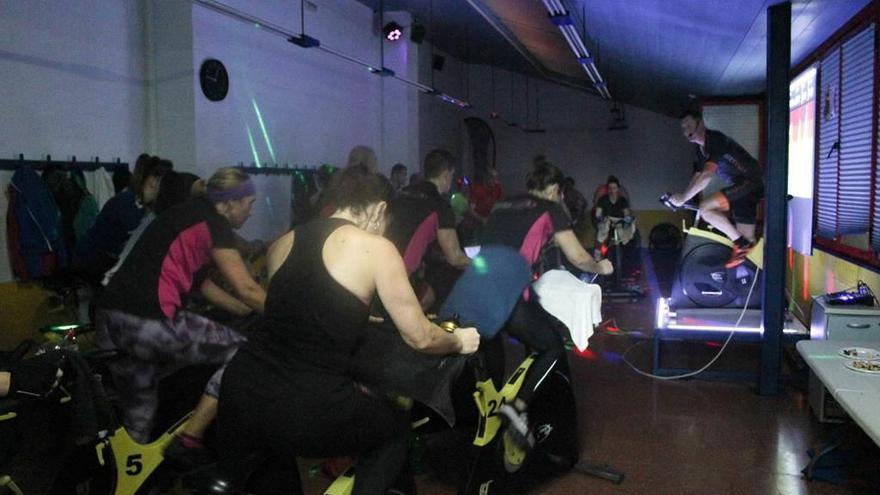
[621,266,762,380]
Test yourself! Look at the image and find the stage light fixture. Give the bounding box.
[383,22,403,41]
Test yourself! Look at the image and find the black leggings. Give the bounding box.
[217,352,412,495]
[484,298,570,405]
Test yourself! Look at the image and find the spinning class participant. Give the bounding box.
[217,166,479,494]
[480,160,612,450]
[385,149,471,308]
[667,109,764,268]
[95,167,266,444]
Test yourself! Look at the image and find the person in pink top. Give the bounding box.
[95,167,266,444]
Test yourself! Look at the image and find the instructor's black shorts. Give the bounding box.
[722,181,764,224]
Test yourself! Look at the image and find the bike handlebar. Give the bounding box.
[659,193,699,212]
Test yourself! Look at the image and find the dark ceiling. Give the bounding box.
[357,0,873,115]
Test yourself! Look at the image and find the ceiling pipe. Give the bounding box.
[189,0,472,109]
[193,0,290,38]
[465,0,601,99]
[543,0,611,99]
[547,0,566,15]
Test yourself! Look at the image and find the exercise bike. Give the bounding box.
[319,246,624,495]
[595,216,644,301]
[0,324,195,495]
[658,193,763,311]
[321,329,623,495]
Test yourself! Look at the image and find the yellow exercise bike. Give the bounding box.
[0,325,194,495]
[320,321,622,495]
[196,245,623,494]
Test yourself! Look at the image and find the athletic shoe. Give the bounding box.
[725,241,755,269]
[498,403,534,473]
[502,428,529,473]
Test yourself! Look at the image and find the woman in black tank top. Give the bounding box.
[218,167,480,494]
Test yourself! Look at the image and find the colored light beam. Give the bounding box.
[601,351,623,364]
[802,260,809,301]
[572,347,598,360]
[252,99,276,164]
[473,255,488,275]
[245,124,261,167]
[825,268,835,294]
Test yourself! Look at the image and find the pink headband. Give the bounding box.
[207,178,256,203]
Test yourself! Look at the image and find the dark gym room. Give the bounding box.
[2,1,880,494]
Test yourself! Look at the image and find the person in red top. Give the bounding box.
[469,167,504,224]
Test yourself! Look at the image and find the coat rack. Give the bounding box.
[0,154,129,172]
[236,163,316,176]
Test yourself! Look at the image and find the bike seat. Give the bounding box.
[82,348,127,365]
[180,464,237,495]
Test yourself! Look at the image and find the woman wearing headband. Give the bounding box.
[95,167,266,444]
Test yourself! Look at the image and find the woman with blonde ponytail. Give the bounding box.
[95,166,266,449]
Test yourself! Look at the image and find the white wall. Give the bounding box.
[0,0,149,282]
[418,59,694,210]
[418,48,467,166]
[184,1,421,240]
[187,1,420,177]
[0,1,148,161]
[0,0,425,279]
[148,0,197,167]
[0,0,690,282]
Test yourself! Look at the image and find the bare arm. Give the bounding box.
[211,248,267,313]
[372,237,478,354]
[437,228,471,268]
[199,278,253,317]
[674,163,716,204]
[555,230,613,274]
[595,206,604,219]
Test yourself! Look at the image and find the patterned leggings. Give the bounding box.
[95,308,246,443]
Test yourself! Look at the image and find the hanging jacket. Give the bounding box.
[6,166,67,279]
[70,170,98,240]
[84,167,115,211]
[42,167,83,266]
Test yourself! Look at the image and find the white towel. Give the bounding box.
[532,269,602,351]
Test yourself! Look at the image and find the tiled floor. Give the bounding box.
[299,250,877,494]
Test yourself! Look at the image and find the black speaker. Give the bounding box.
[432,55,445,71]
[669,229,762,309]
[410,23,426,44]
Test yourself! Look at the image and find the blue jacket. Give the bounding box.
[73,189,144,270]
[7,167,67,279]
